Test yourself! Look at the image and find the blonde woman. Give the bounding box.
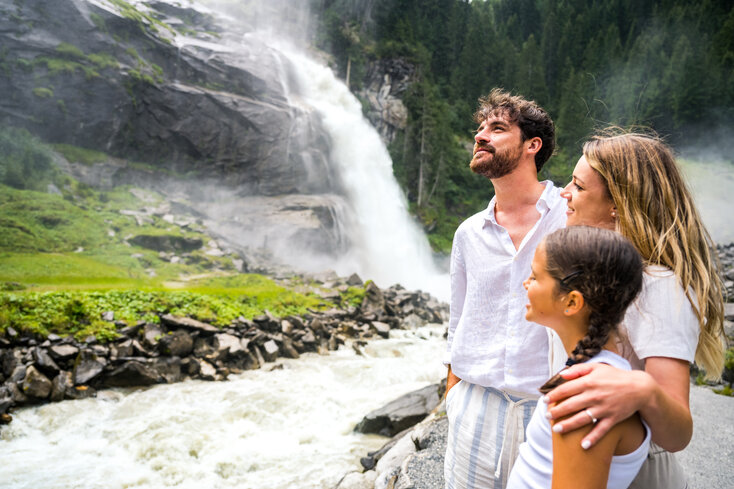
[544,130,725,488]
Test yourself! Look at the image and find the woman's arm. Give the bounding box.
[543,357,691,451]
[550,412,619,489]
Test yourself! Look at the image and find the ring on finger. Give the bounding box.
[584,408,598,424]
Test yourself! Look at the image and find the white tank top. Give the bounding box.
[506,350,651,489]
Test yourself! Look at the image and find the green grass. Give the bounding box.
[52,144,108,165]
[0,276,330,341]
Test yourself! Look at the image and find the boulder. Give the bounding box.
[32,347,61,376]
[104,360,162,387]
[262,340,279,362]
[354,384,440,437]
[48,344,80,361]
[22,365,52,399]
[50,371,74,402]
[158,330,194,357]
[361,281,385,316]
[161,314,219,334]
[73,350,107,385]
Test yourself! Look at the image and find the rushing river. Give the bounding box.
[0,324,446,489]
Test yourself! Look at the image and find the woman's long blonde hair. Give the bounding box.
[583,129,725,379]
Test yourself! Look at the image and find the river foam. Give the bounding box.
[0,324,446,489]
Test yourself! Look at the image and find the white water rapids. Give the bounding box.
[0,325,446,489]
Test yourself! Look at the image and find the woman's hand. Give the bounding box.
[543,363,654,449]
[543,358,692,451]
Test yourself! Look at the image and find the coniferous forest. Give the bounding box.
[313,0,734,251]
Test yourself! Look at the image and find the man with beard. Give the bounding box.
[443,89,567,489]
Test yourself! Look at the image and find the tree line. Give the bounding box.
[311,0,734,251]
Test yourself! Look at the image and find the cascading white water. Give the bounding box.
[0,325,446,489]
[275,43,449,299]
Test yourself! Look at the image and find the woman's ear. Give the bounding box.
[563,291,585,316]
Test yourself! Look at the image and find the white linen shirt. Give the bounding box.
[445,181,567,395]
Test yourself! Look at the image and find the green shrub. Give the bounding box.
[0,126,57,190]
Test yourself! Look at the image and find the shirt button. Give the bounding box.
[508,368,513,374]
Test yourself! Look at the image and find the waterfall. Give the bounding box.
[276,44,448,298]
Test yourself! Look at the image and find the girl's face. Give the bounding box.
[561,156,616,230]
[523,243,567,329]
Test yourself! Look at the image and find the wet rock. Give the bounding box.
[110,339,134,359]
[361,281,386,316]
[48,344,80,361]
[105,360,162,387]
[262,340,279,362]
[354,384,440,437]
[0,385,12,414]
[65,385,96,400]
[158,330,194,357]
[73,350,107,385]
[281,338,300,359]
[9,364,26,383]
[152,357,183,384]
[22,365,52,399]
[32,347,60,376]
[346,273,363,286]
[371,321,391,338]
[50,371,73,402]
[143,323,164,349]
[161,314,219,334]
[198,359,217,381]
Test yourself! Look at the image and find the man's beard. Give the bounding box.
[470,142,523,179]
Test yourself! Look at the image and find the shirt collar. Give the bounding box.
[483,180,556,225]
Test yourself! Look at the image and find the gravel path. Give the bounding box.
[678,384,734,488]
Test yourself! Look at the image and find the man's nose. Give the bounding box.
[475,127,490,143]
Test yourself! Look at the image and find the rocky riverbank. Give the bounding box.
[0,276,448,425]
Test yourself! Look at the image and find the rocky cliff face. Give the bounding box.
[357,58,414,145]
[0,0,351,264]
[0,0,335,195]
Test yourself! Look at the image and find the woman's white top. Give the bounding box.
[618,265,700,370]
[506,350,651,489]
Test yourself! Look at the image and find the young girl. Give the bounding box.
[506,226,650,489]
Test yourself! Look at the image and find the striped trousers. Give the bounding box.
[444,380,538,489]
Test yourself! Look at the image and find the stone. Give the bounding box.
[354,384,440,437]
[198,359,217,381]
[0,385,12,414]
[152,357,183,384]
[262,340,279,362]
[110,339,134,359]
[142,323,164,349]
[73,350,107,385]
[158,330,194,357]
[48,344,79,361]
[334,470,378,489]
[32,347,60,376]
[281,338,300,359]
[50,371,73,402]
[104,361,162,387]
[346,273,363,286]
[9,364,26,383]
[161,314,219,334]
[371,321,391,338]
[361,281,386,316]
[22,365,52,399]
[65,385,96,400]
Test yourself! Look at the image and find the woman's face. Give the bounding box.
[561,156,616,230]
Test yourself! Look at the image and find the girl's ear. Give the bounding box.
[563,291,585,316]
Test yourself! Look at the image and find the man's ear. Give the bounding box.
[526,137,542,155]
[563,291,585,316]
